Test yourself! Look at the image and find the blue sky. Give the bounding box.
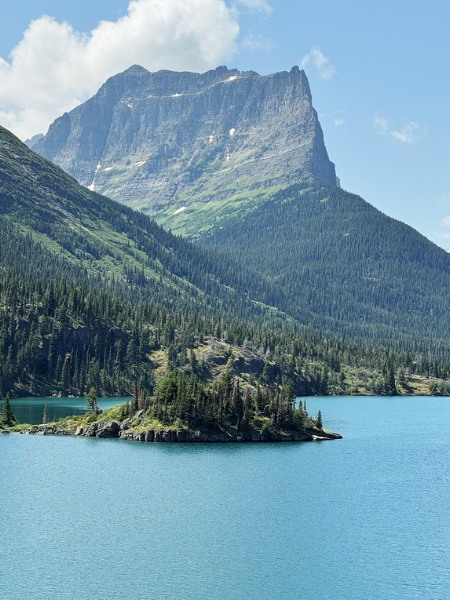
[1,0,450,249]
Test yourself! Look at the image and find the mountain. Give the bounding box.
[0,124,278,321]
[0,124,378,399]
[0,124,295,396]
[201,180,450,351]
[31,66,450,357]
[34,65,337,236]
[2,124,450,400]
[24,133,43,148]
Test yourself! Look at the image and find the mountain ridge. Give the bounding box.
[34,65,337,234]
[23,66,450,357]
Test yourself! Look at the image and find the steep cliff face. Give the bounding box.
[34,65,337,235]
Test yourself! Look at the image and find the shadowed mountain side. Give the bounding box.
[202,181,450,352]
[0,124,289,323]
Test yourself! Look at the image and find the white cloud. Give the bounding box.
[334,118,344,127]
[374,115,425,144]
[300,47,335,80]
[235,0,272,14]
[373,115,390,136]
[390,123,424,144]
[0,0,240,140]
[441,216,450,227]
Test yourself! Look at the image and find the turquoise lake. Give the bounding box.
[1,395,449,599]
[9,396,129,424]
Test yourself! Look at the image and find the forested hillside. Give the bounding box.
[1,125,450,402]
[202,181,450,354]
[0,125,286,321]
[3,261,450,400]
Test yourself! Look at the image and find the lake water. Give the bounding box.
[10,396,129,424]
[1,395,449,599]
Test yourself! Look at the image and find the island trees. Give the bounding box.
[136,368,322,436]
[86,387,100,415]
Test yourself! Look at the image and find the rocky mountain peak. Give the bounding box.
[34,65,337,234]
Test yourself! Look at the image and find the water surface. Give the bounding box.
[10,396,129,424]
[1,395,449,599]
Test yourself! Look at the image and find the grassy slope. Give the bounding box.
[0,125,292,323]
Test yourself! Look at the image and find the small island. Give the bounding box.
[1,373,342,442]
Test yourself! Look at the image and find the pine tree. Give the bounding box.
[317,409,323,430]
[189,349,198,373]
[86,387,100,415]
[1,393,17,426]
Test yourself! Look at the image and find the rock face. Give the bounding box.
[34,65,337,234]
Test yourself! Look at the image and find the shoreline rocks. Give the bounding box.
[23,422,342,443]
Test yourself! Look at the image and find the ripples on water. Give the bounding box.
[1,396,449,599]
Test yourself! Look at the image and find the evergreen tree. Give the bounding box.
[317,410,323,430]
[383,363,397,396]
[1,393,17,426]
[189,349,198,373]
[86,387,100,415]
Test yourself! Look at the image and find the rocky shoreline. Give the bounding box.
[21,420,342,443]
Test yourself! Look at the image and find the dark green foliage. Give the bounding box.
[0,258,448,399]
[317,410,323,430]
[0,125,287,327]
[428,381,450,395]
[1,393,17,426]
[384,363,397,396]
[143,369,312,433]
[86,387,100,415]
[203,180,450,355]
[1,124,450,405]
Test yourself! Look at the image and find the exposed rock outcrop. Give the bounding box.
[34,65,337,233]
[24,422,341,443]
